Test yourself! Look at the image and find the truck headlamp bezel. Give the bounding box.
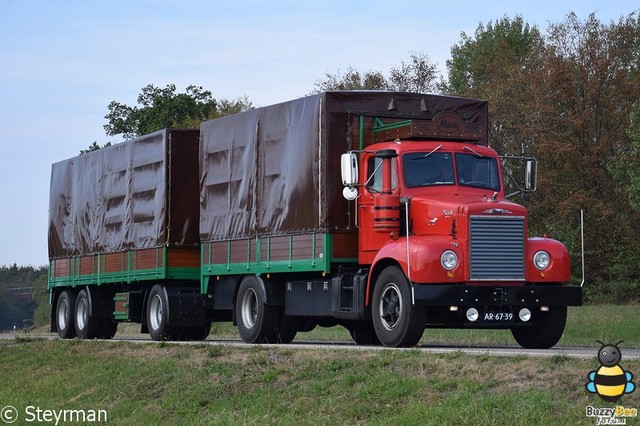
[533,250,550,270]
[441,250,458,271]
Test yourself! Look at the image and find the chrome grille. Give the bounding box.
[469,215,525,281]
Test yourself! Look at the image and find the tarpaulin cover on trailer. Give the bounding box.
[199,91,488,241]
[48,129,199,259]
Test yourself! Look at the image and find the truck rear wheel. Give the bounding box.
[56,290,77,339]
[147,284,173,341]
[235,276,279,343]
[372,266,427,347]
[511,306,567,349]
[75,289,103,339]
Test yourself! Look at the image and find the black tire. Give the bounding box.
[275,315,298,344]
[235,276,279,343]
[147,284,173,341]
[511,306,567,349]
[97,319,118,339]
[192,322,212,341]
[75,289,102,339]
[349,323,382,346]
[371,266,427,347]
[174,323,211,341]
[56,290,77,339]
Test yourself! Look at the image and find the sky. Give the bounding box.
[0,0,635,267]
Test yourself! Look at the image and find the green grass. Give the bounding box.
[0,339,638,425]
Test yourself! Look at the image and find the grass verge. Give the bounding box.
[0,339,638,425]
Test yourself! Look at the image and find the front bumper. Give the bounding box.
[413,284,582,307]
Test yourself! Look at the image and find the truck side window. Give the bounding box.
[366,157,397,192]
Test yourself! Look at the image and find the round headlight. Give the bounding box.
[441,250,458,270]
[533,250,550,270]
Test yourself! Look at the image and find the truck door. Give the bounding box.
[358,151,399,264]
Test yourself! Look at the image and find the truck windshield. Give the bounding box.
[402,152,500,191]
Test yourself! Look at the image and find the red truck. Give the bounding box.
[48,91,581,348]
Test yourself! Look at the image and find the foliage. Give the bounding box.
[531,12,640,290]
[311,51,439,94]
[311,66,388,92]
[388,51,440,93]
[0,265,47,331]
[444,12,640,297]
[103,84,252,140]
[80,141,112,155]
[444,15,545,157]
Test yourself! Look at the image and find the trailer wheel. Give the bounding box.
[173,323,211,341]
[235,276,279,343]
[74,289,103,339]
[56,290,77,339]
[511,306,567,349]
[147,284,173,341]
[191,322,212,341]
[372,266,426,347]
[97,319,118,339]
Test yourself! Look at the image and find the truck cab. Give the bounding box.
[342,123,580,348]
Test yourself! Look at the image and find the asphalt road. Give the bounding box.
[3,332,638,360]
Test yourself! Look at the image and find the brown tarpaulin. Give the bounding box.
[199,91,487,241]
[48,129,199,259]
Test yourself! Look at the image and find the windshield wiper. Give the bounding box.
[463,145,483,158]
[412,144,442,159]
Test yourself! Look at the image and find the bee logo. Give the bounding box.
[586,341,636,403]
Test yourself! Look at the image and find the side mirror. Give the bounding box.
[341,153,359,200]
[341,153,358,186]
[524,159,537,191]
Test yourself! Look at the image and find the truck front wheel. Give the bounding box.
[372,266,427,347]
[511,306,567,349]
[235,276,279,343]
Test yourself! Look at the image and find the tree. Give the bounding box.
[215,95,254,118]
[388,51,439,93]
[614,101,640,210]
[312,67,388,92]
[533,12,640,295]
[444,12,640,301]
[0,265,46,331]
[311,51,441,94]
[103,84,253,139]
[444,16,545,156]
[80,141,112,155]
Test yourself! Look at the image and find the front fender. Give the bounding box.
[367,236,462,303]
[527,237,571,282]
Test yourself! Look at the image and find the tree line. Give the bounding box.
[101,13,637,303]
[310,13,640,303]
[5,12,637,330]
[0,265,48,331]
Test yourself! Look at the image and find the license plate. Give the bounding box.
[482,311,514,321]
